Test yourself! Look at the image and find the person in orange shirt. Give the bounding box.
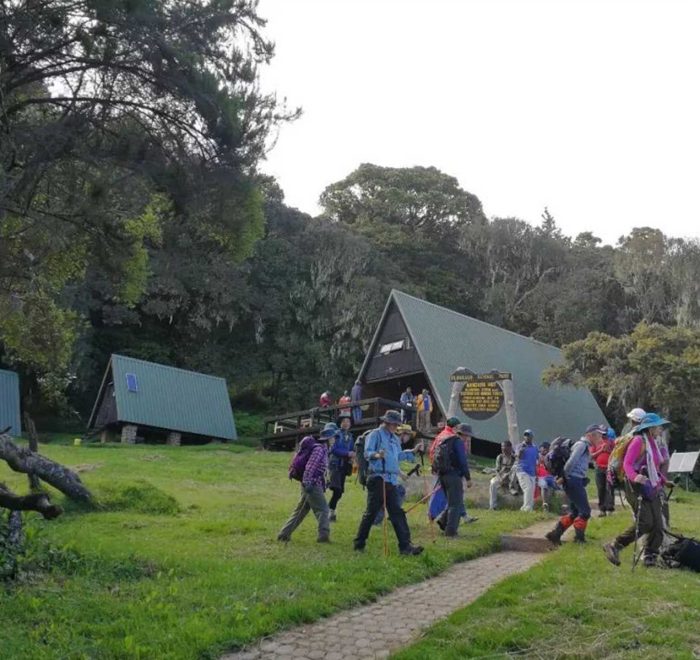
[415,389,434,433]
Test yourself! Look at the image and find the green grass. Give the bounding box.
[394,491,700,660]
[0,441,543,659]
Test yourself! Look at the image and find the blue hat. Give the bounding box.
[523,429,534,437]
[634,413,671,433]
[320,422,338,440]
[606,427,616,440]
[380,410,402,425]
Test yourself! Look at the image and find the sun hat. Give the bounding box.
[319,422,339,440]
[634,412,671,433]
[626,407,646,423]
[455,423,473,436]
[380,410,402,425]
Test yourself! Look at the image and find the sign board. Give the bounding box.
[668,451,700,474]
[451,371,512,383]
[459,375,505,420]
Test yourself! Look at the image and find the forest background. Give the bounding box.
[2,0,700,449]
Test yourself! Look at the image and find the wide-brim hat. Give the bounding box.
[396,424,414,437]
[634,413,671,433]
[380,410,402,424]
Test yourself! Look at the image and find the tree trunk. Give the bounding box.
[22,412,41,491]
[0,483,62,519]
[0,434,92,502]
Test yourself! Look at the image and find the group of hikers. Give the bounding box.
[278,397,678,568]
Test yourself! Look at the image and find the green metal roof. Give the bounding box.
[0,369,21,437]
[91,355,237,440]
[370,290,607,444]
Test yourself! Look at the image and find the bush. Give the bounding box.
[96,480,180,515]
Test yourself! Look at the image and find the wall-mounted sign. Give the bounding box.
[458,374,505,420]
[450,371,512,383]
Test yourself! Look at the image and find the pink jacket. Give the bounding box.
[623,434,666,488]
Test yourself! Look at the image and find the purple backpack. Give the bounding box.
[288,436,317,481]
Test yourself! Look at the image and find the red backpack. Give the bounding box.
[288,436,317,481]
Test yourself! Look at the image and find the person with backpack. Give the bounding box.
[515,430,538,512]
[603,413,671,568]
[591,426,616,516]
[545,424,605,545]
[429,417,461,462]
[535,442,559,512]
[353,410,424,555]
[489,441,515,510]
[433,423,473,537]
[400,387,415,423]
[277,424,336,544]
[328,414,355,522]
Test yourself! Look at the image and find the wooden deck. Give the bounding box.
[261,397,427,450]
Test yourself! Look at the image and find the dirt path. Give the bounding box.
[223,520,554,660]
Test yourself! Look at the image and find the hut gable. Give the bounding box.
[88,355,237,441]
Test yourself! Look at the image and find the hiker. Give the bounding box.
[400,387,415,423]
[351,380,363,423]
[415,389,433,433]
[319,391,332,408]
[338,391,352,416]
[328,414,355,522]
[373,424,413,526]
[535,442,558,512]
[353,410,424,555]
[433,423,473,537]
[591,427,615,516]
[489,441,515,510]
[545,424,605,545]
[604,413,671,568]
[515,430,538,511]
[278,424,336,544]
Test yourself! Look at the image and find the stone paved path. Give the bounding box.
[223,521,553,660]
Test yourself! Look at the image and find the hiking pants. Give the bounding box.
[328,465,347,510]
[438,473,464,536]
[354,477,411,551]
[417,410,431,433]
[595,467,614,512]
[516,471,535,511]
[616,484,664,556]
[564,476,591,520]
[278,485,330,540]
[352,405,362,424]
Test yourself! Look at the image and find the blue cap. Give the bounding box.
[584,424,607,435]
[523,429,534,437]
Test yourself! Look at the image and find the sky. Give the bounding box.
[257,0,700,244]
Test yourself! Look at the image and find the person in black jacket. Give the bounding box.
[435,423,473,537]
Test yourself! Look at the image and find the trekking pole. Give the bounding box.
[418,444,435,540]
[381,458,389,558]
[632,494,643,572]
[404,484,441,514]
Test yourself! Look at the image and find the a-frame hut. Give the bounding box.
[358,290,606,455]
[88,355,237,444]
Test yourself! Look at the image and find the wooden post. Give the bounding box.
[447,367,471,419]
[500,376,520,446]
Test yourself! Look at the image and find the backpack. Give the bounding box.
[662,532,700,572]
[354,431,372,487]
[432,435,457,475]
[288,436,317,481]
[607,433,638,487]
[544,437,574,479]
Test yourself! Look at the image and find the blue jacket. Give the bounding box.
[516,443,538,477]
[330,430,354,468]
[564,438,590,479]
[365,426,416,485]
[444,436,470,480]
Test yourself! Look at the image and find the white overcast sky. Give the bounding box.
[256,0,700,244]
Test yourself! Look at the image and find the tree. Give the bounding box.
[543,323,700,450]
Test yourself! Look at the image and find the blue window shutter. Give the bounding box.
[126,373,139,393]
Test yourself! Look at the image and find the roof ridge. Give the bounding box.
[390,289,561,353]
[111,354,228,383]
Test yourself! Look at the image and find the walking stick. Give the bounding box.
[632,494,643,571]
[418,445,436,540]
[381,458,389,558]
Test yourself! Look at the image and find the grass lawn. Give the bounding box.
[394,490,700,659]
[0,440,543,659]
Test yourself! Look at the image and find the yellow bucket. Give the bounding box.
[73,438,82,446]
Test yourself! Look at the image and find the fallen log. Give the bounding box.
[0,434,92,503]
[0,484,62,519]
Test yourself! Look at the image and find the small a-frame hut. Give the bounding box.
[88,355,237,444]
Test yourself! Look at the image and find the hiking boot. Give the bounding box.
[464,516,479,524]
[573,528,586,543]
[643,553,658,568]
[436,517,446,531]
[329,511,337,522]
[545,522,566,546]
[399,544,424,556]
[597,510,607,517]
[542,503,550,512]
[603,542,621,566]
[353,543,365,552]
[277,533,290,543]
[317,533,330,543]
